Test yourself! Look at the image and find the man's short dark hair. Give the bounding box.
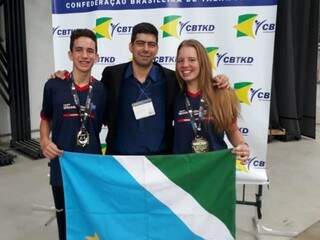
[131,22,158,43]
[70,28,97,52]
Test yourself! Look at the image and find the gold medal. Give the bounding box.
[192,137,209,153]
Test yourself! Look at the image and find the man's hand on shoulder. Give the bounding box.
[212,74,230,89]
[49,70,69,80]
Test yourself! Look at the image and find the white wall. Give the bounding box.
[0,1,53,138]
[25,0,54,135]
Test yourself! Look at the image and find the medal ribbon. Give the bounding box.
[184,93,205,137]
[70,74,94,132]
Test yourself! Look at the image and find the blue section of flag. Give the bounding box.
[52,0,277,14]
[60,151,202,240]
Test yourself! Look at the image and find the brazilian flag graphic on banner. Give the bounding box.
[60,150,236,240]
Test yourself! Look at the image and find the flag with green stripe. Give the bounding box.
[60,149,236,240]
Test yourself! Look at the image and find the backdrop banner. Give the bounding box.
[52,0,278,184]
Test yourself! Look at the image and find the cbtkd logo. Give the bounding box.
[93,17,133,40]
[250,88,271,102]
[234,82,271,105]
[154,56,176,65]
[160,15,215,39]
[52,26,74,37]
[217,52,254,67]
[255,19,276,35]
[234,13,276,39]
[179,21,215,35]
[97,56,116,65]
[110,23,133,36]
[248,157,266,170]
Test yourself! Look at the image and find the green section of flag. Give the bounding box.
[148,150,236,237]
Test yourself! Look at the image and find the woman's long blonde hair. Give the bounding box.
[175,39,240,132]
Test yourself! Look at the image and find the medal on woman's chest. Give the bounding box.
[192,136,209,153]
[185,95,209,153]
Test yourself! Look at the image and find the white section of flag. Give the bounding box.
[115,155,234,240]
